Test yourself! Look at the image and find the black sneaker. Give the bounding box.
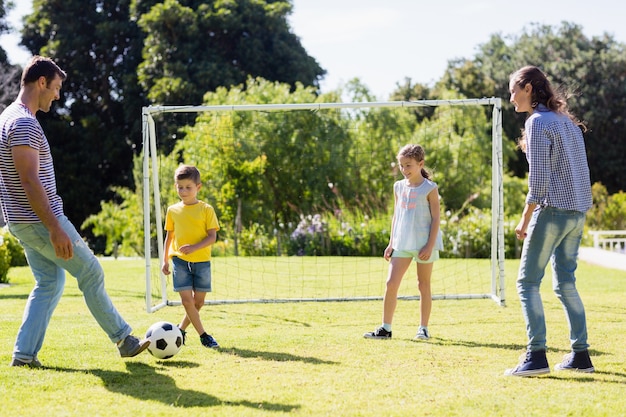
[200,334,219,349]
[178,327,187,345]
[555,350,595,373]
[363,326,392,339]
[504,350,550,377]
[10,357,42,368]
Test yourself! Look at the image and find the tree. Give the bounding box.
[0,0,21,113]
[17,0,326,240]
[440,22,626,193]
[134,0,325,106]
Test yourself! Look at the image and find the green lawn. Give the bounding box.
[1,257,625,416]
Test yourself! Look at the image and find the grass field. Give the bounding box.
[1,256,625,416]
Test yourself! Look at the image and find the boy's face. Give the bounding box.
[175,178,201,204]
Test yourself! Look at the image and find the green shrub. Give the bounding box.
[1,227,27,267]
[0,233,12,284]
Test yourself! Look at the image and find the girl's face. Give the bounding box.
[397,155,424,182]
[175,178,201,205]
[509,80,533,113]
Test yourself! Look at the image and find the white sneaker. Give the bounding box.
[414,327,430,340]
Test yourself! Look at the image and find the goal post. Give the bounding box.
[141,99,505,313]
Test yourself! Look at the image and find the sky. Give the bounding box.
[3,0,626,99]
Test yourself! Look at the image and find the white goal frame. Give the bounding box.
[141,99,505,312]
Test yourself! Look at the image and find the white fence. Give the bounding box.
[588,230,626,253]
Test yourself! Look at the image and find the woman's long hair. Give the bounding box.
[510,65,586,151]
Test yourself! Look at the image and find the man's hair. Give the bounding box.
[174,164,201,184]
[21,56,67,86]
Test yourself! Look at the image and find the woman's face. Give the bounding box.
[509,80,533,113]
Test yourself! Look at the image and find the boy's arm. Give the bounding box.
[178,229,217,255]
[162,231,173,275]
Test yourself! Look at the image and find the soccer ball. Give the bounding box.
[145,321,183,359]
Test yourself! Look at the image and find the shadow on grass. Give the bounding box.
[48,361,300,411]
[220,346,338,364]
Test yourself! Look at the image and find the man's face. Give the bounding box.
[39,74,62,113]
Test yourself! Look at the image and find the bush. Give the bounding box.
[1,227,27,267]
[0,233,12,284]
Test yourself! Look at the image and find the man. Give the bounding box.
[0,56,149,367]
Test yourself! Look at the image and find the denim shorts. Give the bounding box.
[171,256,212,292]
[392,249,439,263]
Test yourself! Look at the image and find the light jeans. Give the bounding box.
[517,206,589,352]
[9,216,132,362]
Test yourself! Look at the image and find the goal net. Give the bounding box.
[141,99,505,313]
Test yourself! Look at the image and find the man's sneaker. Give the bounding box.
[118,335,150,357]
[504,349,550,377]
[10,357,42,368]
[363,326,392,339]
[200,334,219,349]
[178,327,187,345]
[414,327,430,340]
[555,350,595,373]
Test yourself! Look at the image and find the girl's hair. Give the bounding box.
[21,56,67,86]
[175,164,201,184]
[397,144,431,179]
[509,65,586,151]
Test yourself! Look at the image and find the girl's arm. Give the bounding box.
[418,187,441,261]
[384,186,398,261]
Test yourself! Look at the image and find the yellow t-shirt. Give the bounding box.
[164,201,220,263]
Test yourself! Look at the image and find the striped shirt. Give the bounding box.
[0,102,64,223]
[524,104,592,213]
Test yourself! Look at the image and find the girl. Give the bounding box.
[364,144,443,340]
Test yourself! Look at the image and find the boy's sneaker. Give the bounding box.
[178,327,187,345]
[118,335,150,357]
[414,327,430,340]
[363,326,392,339]
[200,334,220,349]
[504,349,550,377]
[10,357,42,368]
[554,350,595,373]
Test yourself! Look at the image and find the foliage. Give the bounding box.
[440,22,626,194]
[81,186,145,257]
[0,227,27,267]
[0,232,10,283]
[134,0,325,106]
[17,0,324,234]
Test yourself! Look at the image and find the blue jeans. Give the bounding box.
[9,216,132,362]
[517,206,589,352]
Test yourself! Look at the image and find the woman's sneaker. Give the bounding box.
[363,326,392,339]
[504,349,550,377]
[555,350,595,373]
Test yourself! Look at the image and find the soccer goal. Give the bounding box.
[141,98,505,313]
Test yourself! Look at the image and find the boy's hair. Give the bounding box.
[22,56,67,86]
[174,165,201,184]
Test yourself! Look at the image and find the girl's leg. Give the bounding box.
[382,257,413,324]
[416,262,434,327]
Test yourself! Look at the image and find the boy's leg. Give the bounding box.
[179,289,206,335]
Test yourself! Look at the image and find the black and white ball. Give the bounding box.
[145,321,183,359]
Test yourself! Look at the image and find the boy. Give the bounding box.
[162,165,220,348]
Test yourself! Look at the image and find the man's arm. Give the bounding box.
[12,145,73,259]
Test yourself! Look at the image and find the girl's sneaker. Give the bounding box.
[414,327,430,340]
[363,326,392,339]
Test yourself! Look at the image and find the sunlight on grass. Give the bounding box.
[1,258,625,416]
